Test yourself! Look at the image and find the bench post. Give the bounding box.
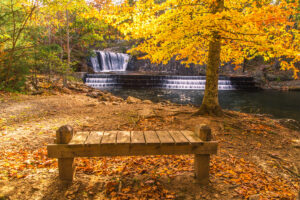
[56,125,75,182]
[194,124,212,184]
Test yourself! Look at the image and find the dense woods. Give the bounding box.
[0,0,117,91]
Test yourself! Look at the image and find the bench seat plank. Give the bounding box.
[69,132,89,144]
[144,131,160,144]
[156,131,174,144]
[131,131,145,144]
[168,131,189,144]
[181,130,203,144]
[102,131,118,144]
[117,131,131,143]
[47,141,218,158]
[85,132,103,144]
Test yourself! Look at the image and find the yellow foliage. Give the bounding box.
[102,0,300,78]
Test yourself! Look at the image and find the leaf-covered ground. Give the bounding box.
[0,88,299,199]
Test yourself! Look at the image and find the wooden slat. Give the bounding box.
[131,131,145,144]
[156,131,174,144]
[117,131,131,144]
[144,131,160,144]
[69,132,89,144]
[101,131,118,144]
[181,130,203,143]
[168,131,189,144]
[47,141,218,158]
[85,132,103,144]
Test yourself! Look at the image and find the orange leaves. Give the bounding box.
[0,146,298,199]
[247,123,274,135]
[0,147,56,180]
[73,155,191,199]
[74,153,298,199]
[211,155,298,199]
[105,181,119,195]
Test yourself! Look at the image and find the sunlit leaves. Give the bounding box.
[103,0,299,77]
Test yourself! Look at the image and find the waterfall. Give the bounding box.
[85,74,257,90]
[90,56,101,72]
[90,51,130,72]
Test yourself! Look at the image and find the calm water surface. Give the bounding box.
[107,89,300,121]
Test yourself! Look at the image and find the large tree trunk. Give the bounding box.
[195,0,224,116]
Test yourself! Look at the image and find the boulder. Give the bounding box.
[61,87,72,94]
[80,87,89,93]
[143,100,153,104]
[110,96,123,102]
[126,96,142,104]
[98,95,110,101]
[98,94,123,102]
[68,83,89,93]
[50,90,59,95]
[138,108,155,118]
[86,91,103,98]
[101,101,110,105]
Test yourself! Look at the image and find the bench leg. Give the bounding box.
[194,154,210,184]
[58,158,75,182]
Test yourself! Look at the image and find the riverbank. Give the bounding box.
[263,80,300,91]
[0,84,299,199]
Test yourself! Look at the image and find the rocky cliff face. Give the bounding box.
[127,56,206,75]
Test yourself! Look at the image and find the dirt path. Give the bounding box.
[0,91,299,199]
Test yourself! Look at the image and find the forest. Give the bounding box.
[0,0,300,199]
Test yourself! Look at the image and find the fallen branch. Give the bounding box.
[268,154,300,178]
[280,164,300,178]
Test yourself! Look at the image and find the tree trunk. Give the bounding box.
[48,20,52,82]
[63,9,70,87]
[195,0,224,116]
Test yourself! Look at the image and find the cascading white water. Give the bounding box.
[90,51,129,72]
[90,56,101,72]
[87,52,256,90]
[85,74,257,90]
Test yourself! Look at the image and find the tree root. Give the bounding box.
[193,104,223,117]
[267,154,300,178]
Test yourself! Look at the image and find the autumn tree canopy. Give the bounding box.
[103,0,300,115]
[0,0,115,90]
[105,0,299,76]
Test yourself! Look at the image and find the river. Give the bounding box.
[107,89,300,121]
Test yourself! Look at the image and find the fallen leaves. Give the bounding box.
[0,147,57,180]
[0,94,299,199]
[104,178,176,199]
[211,155,299,199]
[1,147,296,199]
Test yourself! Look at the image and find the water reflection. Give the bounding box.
[107,89,300,121]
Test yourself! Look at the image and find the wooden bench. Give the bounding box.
[47,124,218,184]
